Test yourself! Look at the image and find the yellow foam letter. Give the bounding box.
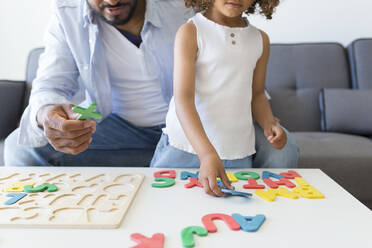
[275,187,298,199]
[293,185,325,199]
[226,173,238,182]
[3,182,35,192]
[217,173,238,183]
[294,177,309,186]
[254,189,277,201]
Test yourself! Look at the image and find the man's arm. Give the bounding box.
[18,4,95,154]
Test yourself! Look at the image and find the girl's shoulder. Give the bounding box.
[256,28,270,46]
[175,21,198,51]
[177,21,197,39]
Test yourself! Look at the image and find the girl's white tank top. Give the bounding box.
[163,12,263,159]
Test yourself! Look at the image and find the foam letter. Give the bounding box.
[231,214,266,232]
[255,188,298,201]
[181,171,199,180]
[274,188,298,199]
[234,171,260,180]
[151,177,175,188]
[279,170,302,179]
[263,178,296,189]
[184,177,203,188]
[201,213,240,233]
[262,171,283,180]
[181,226,208,248]
[5,193,27,205]
[293,185,325,199]
[24,184,58,193]
[217,172,238,183]
[294,177,309,186]
[153,170,176,179]
[226,173,238,182]
[243,179,265,189]
[254,189,277,202]
[3,182,34,192]
[130,233,164,248]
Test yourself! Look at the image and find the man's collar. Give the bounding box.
[144,0,162,28]
[82,0,95,27]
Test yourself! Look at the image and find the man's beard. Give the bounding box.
[90,0,138,26]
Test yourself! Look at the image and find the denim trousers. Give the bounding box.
[151,122,299,169]
[4,114,163,167]
[5,114,299,168]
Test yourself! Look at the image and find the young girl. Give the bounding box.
[151,0,287,197]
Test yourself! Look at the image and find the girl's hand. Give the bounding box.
[198,153,233,197]
[265,125,287,150]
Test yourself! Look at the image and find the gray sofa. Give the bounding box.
[1,39,371,209]
[266,39,372,209]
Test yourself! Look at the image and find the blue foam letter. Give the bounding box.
[231,213,266,232]
[181,171,199,180]
[262,171,284,180]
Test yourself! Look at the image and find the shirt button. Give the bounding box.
[230,33,235,38]
[84,65,89,70]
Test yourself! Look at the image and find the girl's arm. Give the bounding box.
[173,22,232,196]
[251,30,287,149]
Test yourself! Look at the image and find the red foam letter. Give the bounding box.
[153,170,176,179]
[264,178,296,189]
[279,170,302,179]
[184,177,203,188]
[243,179,265,189]
[201,213,241,233]
[130,233,164,248]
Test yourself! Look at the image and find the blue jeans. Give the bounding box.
[5,115,299,168]
[4,114,164,167]
[150,121,299,168]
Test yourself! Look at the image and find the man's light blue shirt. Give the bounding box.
[19,0,194,147]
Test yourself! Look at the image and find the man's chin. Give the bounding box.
[102,15,131,26]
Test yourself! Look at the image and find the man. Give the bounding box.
[4,0,299,167]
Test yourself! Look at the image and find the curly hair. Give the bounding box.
[185,0,280,20]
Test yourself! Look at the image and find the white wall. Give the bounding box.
[1,0,371,81]
[0,0,52,81]
[249,0,372,45]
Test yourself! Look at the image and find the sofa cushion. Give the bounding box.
[0,141,4,166]
[0,81,26,140]
[294,132,372,201]
[319,89,372,135]
[269,89,321,132]
[347,38,372,89]
[266,43,351,132]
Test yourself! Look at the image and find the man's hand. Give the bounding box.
[264,124,287,150]
[37,104,96,155]
[198,153,233,197]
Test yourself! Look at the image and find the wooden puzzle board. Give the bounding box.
[0,172,144,228]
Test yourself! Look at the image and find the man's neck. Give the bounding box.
[116,0,146,37]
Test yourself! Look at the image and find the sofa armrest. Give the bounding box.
[0,80,26,140]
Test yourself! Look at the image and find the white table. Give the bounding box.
[0,167,371,248]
